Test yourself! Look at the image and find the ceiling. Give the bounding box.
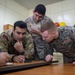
[15,0,64,10]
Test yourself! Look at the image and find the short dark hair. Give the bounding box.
[14,21,27,30]
[34,4,46,15]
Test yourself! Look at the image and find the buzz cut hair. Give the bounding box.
[41,20,56,32]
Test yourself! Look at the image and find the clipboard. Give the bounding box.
[31,24,40,30]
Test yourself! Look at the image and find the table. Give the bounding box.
[1,61,75,75]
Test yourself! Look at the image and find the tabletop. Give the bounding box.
[1,61,75,75]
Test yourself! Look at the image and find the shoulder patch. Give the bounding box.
[3,34,9,41]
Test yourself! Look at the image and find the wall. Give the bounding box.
[29,0,75,26]
[0,0,29,33]
[1,0,75,33]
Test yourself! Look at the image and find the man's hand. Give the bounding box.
[72,62,75,65]
[0,52,10,67]
[45,54,53,62]
[30,28,41,36]
[13,55,25,63]
[14,41,24,53]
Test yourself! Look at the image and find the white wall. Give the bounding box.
[0,0,29,33]
[0,0,75,33]
[29,0,75,26]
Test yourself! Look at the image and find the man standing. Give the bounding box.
[0,21,34,63]
[25,4,53,62]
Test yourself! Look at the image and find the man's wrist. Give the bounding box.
[19,51,25,55]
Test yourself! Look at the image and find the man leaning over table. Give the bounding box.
[41,20,75,65]
[0,21,34,63]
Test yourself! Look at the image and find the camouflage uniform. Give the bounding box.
[25,16,53,59]
[49,26,75,63]
[0,30,34,61]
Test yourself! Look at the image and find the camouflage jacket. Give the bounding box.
[49,26,75,62]
[25,16,52,33]
[0,30,34,60]
[25,16,53,59]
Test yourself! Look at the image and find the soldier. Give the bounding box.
[25,4,53,61]
[41,20,75,65]
[0,21,34,63]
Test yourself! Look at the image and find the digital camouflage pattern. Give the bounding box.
[25,16,53,59]
[49,26,75,63]
[0,30,34,60]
